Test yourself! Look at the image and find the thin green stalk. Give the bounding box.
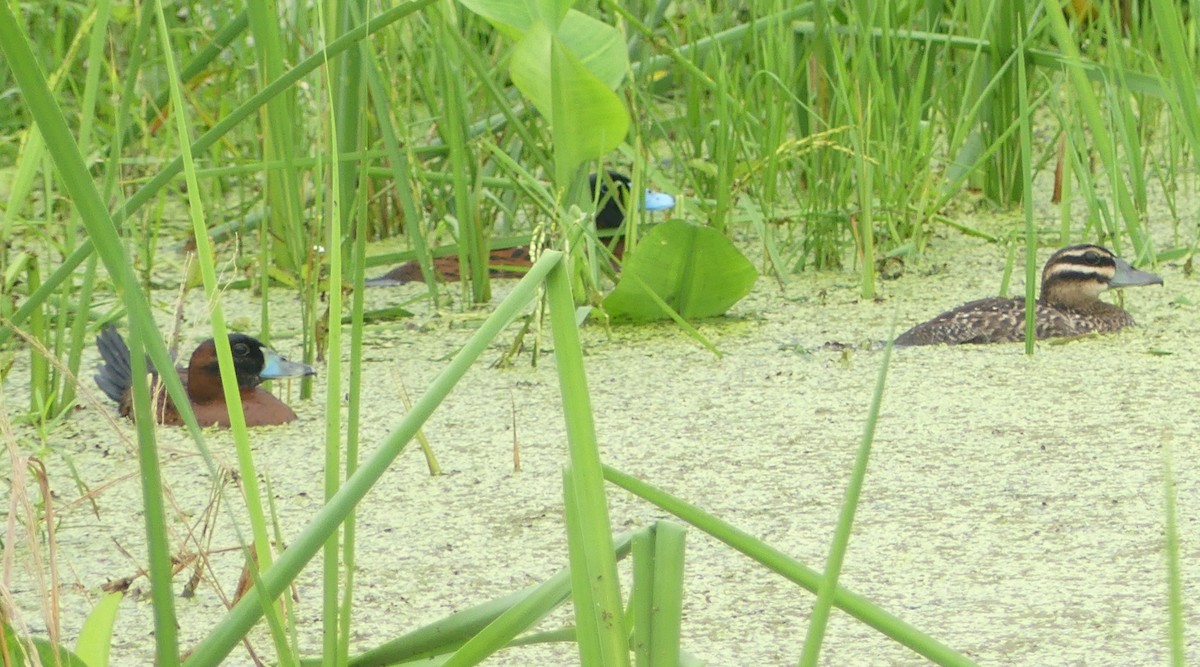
[630,528,654,667]
[985,0,1023,204]
[27,258,47,416]
[356,5,438,301]
[546,261,629,666]
[246,0,306,280]
[647,522,686,667]
[317,3,349,660]
[61,254,98,414]
[0,5,186,662]
[184,252,562,667]
[603,466,977,667]
[799,327,894,666]
[1018,18,1036,355]
[1149,0,1200,161]
[123,326,179,666]
[0,0,437,348]
[339,6,376,662]
[1041,0,1147,256]
[711,59,733,232]
[150,0,294,661]
[53,0,112,417]
[435,12,489,303]
[562,472,603,664]
[339,155,370,667]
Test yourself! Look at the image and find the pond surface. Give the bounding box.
[4,215,1199,665]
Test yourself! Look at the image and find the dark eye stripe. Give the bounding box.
[1047,253,1115,272]
[1077,251,1107,265]
[1060,245,1113,263]
[1046,269,1111,283]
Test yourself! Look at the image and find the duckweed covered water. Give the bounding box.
[3,215,1198,665]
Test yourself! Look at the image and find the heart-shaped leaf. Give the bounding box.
[603,220,758,321]
[510,22,629,172]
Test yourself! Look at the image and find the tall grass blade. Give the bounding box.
[183,253,561,666]
[563,471,605,664]
[1018,17,1036,354]
[150,0,296,660]
[0,4,194,662]
[546,260,629,666]
[603,466,977,666]
[435,12,489,303]
[0,0,437,347]
[799,327,894,665]
[647,522,686,666]
[630,528,654,667]
[74,591,123,667]
[317,4,350,662]
[1040,0,1148,256]
[123,325,179,666]
[1149,0,1200,164]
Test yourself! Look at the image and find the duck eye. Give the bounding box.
[1083,251,1102,264]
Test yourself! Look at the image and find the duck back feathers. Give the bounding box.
[895,245,1161,346]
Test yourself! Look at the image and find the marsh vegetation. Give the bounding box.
[1,1,1196,665]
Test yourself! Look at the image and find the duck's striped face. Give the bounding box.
[1040,244,1162,308]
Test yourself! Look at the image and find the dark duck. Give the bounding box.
[366,171,675,286]
[94,327,316,427]
[894,244,1162,346]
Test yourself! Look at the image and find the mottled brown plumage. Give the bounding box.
[894,244,1162,346]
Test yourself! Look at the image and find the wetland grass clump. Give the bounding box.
[0,0,1193,664]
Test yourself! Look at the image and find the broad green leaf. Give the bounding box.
[533,0,571,27]
[549,36,629,171]
[459,2,630,175]
[511,24,629,171]
[75,591,123,667]
[458,0,571,35]
[457,0,534,36]
[509,23,555,120]
[558,11,627,89]
[2,622,89,667]
[461,3,627,87]
[603,221,758,321]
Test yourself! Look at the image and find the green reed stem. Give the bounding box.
[0,0,436,348]
[0,4,189,661]
[603,466,977,666]
[183,252,561,666]
[318,2,352,659]
[547,259,629,666]
[152,0,297,660]
[799,323,894,666]
[1018,19,1036,355]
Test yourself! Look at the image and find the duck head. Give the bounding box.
[589,171,675,230]
[1039,244,1163,310]
[187,334,316,403]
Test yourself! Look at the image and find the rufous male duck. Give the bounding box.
[94,327,315,427]
[894,244,1162,346]
[365,171,675,286]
